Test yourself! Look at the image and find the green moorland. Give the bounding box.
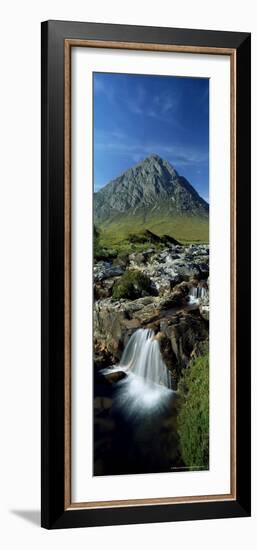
[94,213,209,257]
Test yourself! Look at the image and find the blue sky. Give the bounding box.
[93,72,209,202]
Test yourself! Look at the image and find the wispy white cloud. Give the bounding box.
[126,84,178,122]
[153,90,176,114]
[94,77,105,94]
[94,75,115,103]
[126,83,145,115]
[95,133,208,168]
[127,103,144,115]
[95,77,179,124]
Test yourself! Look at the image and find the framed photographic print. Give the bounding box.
[41,20,251,529]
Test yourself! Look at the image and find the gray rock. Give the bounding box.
[128,252,146,266]
[94,262,124,282]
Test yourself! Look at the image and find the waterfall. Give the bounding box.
[189,285,207,303]
[119,329,172,389]
[100,328,174,417]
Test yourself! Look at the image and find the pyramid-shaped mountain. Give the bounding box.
[94,155,208,222]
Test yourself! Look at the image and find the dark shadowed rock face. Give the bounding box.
[94,154,209,222]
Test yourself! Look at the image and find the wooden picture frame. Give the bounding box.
[41,20,251,529]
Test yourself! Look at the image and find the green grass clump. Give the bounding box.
[177,346,209,470]
[94,225,118,260]
[112,270,152,300]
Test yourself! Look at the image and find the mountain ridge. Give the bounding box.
[94,154,208,224]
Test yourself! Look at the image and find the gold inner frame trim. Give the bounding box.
[64,38,237,510]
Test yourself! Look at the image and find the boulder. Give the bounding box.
[94,261,124,282]
[159,310,209,387]
[94,277,116,299]
[104,371,127,384]
[128,252,146,266]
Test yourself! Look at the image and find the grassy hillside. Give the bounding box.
[97,211,209,252]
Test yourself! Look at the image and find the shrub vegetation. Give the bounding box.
[177,346,209,469]
[112,270,152,300]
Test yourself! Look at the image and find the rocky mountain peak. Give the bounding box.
[128,154,179,186]
[141,154,177,174]
[94,155,208,223]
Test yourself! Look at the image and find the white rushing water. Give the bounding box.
[112,372,173,420]
[188,285,207,304]
[119,329,172,389]
[101,328,174,418]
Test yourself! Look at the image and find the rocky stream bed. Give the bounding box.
[93,244,209,476]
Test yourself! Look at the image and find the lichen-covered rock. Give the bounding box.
[94,261,124,282]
